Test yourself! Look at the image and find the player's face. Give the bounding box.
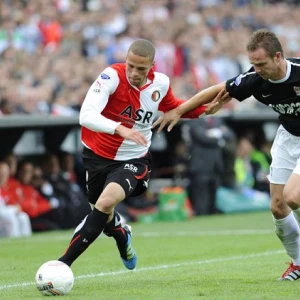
[248,48,281,80]
[126,51,154,87]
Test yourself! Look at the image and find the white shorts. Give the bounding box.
[267,125,300,184]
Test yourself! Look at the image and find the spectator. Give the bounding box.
[59,151,77,183]
[235,136,270,193]
[234,136,256,189]
[250,139,272,193]
[15,160,60,231]
[1,1,300,115]
[0,161,32,237]
[38,7,63,51]
[186,116,225,216]
[40,153,90,229]
[2,152,23,206]
[31,165,65,229]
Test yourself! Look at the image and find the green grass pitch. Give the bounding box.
[1,211,299,299]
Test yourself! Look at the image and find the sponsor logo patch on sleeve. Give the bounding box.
[234,75,242,86]
[101,73,110,79]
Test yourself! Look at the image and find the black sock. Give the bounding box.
[59,208,109,266]
[103,211,128,258]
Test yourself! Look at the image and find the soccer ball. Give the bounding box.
[35,260,74,296]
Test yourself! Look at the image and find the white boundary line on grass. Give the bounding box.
[0,249,284,291]
[0,229,275,244]
[139,229,274,237]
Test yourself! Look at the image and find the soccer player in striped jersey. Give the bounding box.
[153,28,300,281]
[57,39,225,270]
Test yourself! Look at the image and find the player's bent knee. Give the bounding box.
[95,196,117,213]
[283,190,300,209]
[270,196,289,218]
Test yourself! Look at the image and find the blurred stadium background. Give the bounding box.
[1,0,300,236]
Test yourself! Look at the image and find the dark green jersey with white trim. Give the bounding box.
[226,58,300,136]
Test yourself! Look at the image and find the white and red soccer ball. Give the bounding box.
[35,260,74,296]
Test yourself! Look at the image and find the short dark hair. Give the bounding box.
[246,28,284,58]
[128,39,155,62]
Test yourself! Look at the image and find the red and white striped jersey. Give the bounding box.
[80,63,205,160]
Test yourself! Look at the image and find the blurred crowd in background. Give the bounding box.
[0,151,90,237]
[1,0,300,115]
[1,0,299,236]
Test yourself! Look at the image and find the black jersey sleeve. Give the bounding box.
[225,67,258,102]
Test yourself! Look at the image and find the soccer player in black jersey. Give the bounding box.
[153,28,300,281]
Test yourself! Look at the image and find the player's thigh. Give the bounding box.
[284,164,300,206]
[83,158,108,205]
[105,170,139,199]
[268,126,298,185]
[93,170,140,213]
[98,182,126,205]
[106,162,150,198]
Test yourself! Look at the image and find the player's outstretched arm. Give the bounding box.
[152,109,181,133]
[152,82,226,133]
[205,89,232,115]
[115,125,148,146]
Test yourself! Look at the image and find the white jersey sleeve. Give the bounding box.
[79,67,121,134]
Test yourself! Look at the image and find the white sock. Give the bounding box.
[292,207,300,226]
[273,212,300,266]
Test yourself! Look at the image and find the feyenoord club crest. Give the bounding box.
[293,86,300,96]
[151,90,161,102]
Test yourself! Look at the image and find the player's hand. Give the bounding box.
[152,109,181,133]
[115,125,148,146]
[205,89,231,115]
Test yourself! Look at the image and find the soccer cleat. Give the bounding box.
[279,262,300,281]
[118,224,137,270]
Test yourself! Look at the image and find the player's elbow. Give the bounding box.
[79,109,89,127]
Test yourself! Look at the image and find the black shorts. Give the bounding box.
[82,147,152,205]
